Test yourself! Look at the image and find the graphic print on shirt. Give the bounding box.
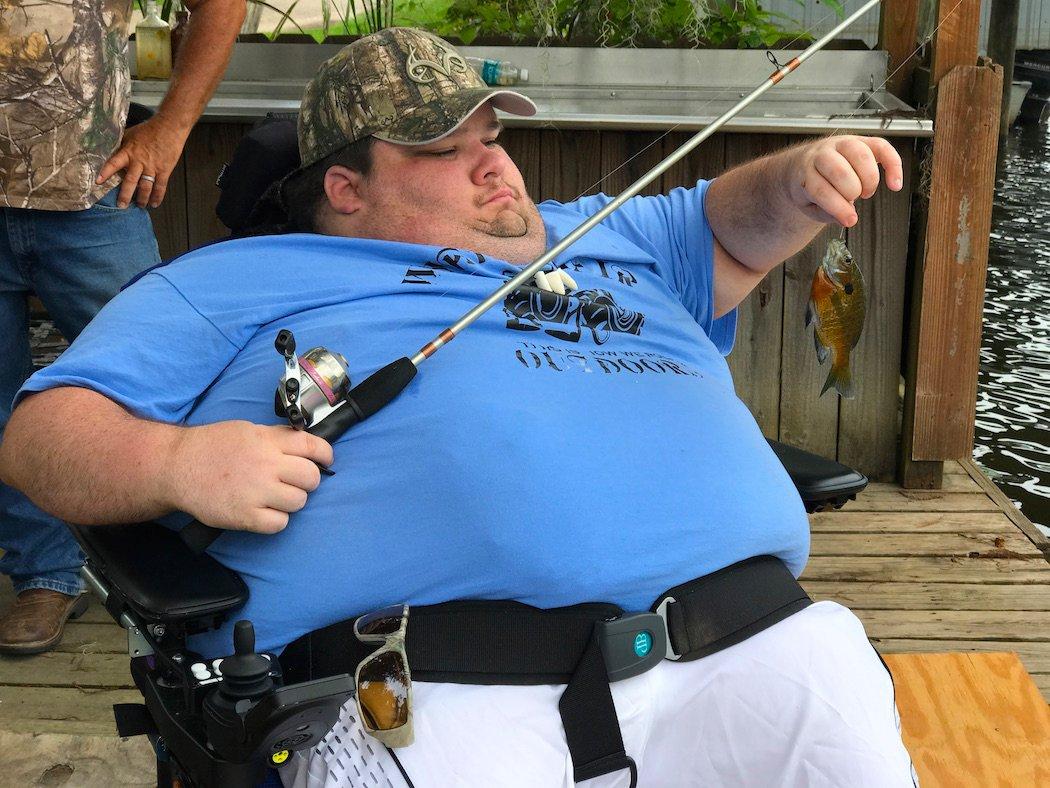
[502,286,644,345]
[399,249,701,378]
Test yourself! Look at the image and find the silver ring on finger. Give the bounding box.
[141,174,156,183]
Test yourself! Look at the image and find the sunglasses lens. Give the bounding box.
[355,605,406,637]
[357,650,410,731]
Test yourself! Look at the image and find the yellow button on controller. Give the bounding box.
[271,750,290,765]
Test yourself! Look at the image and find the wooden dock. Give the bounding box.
[0,459,1048,783]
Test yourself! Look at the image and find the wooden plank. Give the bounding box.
[838,139,912,482]
[722,134,792,438]
[809,511,1019,533]
[848,490,1001,512]
[883,653,1050,785]
[0,652,132,688]
[911,63,1003,460]
[0,730,154,785]
[857,610,1050,641]
[930,0,983,88]
[150,156,189,261]
[801,557,1050,584]
[539,128,602,202]
[802,581,1050,611]
[779,223,840,457]
[865,474,978,493]
[960,458,1050,553]
[500,128,542,201]
[0,686,142,735]
[810,532,1042,559]
[44,622,128,654]
[599,130,665,197]
[660,131,726,188]
[879,0,922,98]
[184,122,252,249]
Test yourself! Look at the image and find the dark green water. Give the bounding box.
[975,122,1050,537]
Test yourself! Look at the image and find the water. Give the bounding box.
[975,122,1050,538]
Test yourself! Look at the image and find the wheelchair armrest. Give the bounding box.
[767,438,868,513]
[69,521,247,628]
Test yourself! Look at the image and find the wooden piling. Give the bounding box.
[879,0,921,100]
[900,61,1002,487]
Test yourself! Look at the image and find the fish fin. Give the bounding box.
[813,331,829,365]
[820,357,855,399]
[805,300,817,328]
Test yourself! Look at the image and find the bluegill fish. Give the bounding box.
[806,238,866,398]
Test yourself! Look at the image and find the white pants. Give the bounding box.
[280,601,917,787]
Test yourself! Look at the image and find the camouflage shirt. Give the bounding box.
[0,0,131,210]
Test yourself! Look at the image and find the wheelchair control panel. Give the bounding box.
[123,615,352,787]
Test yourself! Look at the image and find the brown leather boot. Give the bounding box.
[0,589,90,655]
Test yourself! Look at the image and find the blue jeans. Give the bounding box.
[0,188,161,595]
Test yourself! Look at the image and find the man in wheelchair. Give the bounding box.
[0,27,915,788]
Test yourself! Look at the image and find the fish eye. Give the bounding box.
[844,284,854,295]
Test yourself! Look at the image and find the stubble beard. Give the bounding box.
[472,200,545,264]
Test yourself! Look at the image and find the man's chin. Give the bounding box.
[483,211,529,238]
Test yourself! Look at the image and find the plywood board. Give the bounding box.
[884,652,1050,787]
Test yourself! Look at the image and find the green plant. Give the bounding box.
[431,0,839,48]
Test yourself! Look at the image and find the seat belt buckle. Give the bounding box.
[654,596,683,661]
[598,612,667,682]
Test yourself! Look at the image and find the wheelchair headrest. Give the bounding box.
[215,113,301,235]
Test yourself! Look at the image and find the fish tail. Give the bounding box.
[820,355,855,399]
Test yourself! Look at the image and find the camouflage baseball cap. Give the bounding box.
[298,27,536,167]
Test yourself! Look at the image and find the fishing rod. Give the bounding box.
[181,0,883,553]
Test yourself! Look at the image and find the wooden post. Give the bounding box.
[987,0,1021,139]
[929,0,982,88]
[878,0,921,100]
[900,61,1002,488]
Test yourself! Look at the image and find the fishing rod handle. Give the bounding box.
[179,357,417,555]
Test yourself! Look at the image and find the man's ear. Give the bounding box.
[323,165,365,216]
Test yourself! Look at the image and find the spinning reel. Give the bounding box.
[273,329,351,431]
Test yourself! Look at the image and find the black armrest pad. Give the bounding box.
[70,522,248,626]
[767,439,868,507]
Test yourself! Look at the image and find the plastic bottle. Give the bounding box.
[466,57,528,87]
[136,0,172,80]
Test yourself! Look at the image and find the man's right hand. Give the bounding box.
[165,421,335,534]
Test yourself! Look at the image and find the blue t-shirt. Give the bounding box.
[19,181,809,658]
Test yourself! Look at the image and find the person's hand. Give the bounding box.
[163,421,335,534]
[96,115,190,210]
[785,136,904,227]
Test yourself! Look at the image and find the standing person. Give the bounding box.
[0,0,246,654]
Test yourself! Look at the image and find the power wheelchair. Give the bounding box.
[64,116,870,788]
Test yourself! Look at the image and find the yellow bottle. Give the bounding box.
[136,0,172,80]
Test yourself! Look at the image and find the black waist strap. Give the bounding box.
[280,555,811,785]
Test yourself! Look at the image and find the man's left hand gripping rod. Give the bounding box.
[179,357,418,555]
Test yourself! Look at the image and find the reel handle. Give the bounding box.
[179,357,417,554]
